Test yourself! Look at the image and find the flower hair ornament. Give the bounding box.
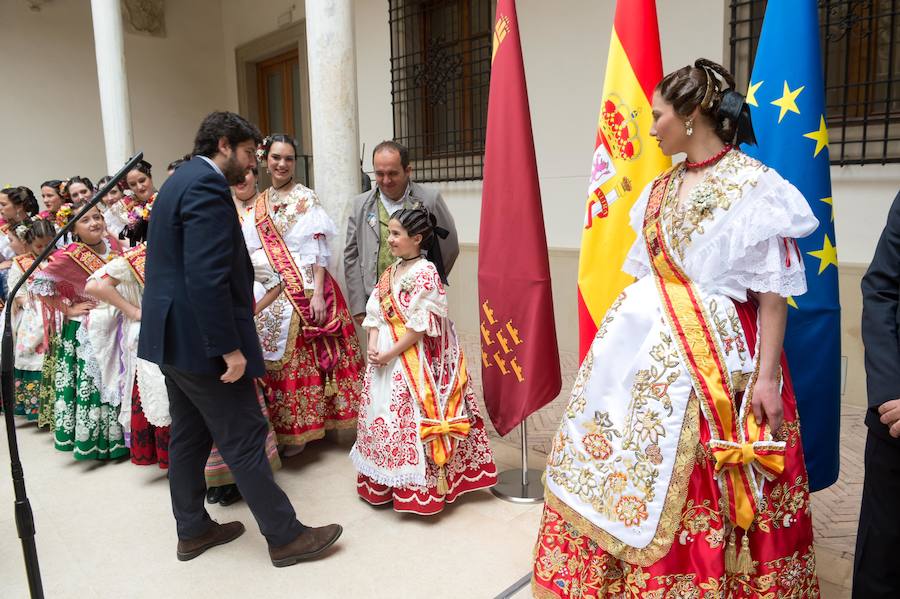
[15,222,30,239]
[256,135,273,162]
[55,203,74,228]
[38,210,52,221]
[58,179,70,197]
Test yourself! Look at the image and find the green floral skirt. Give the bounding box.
[13,369,41,421]
[53,320,127,460]
[37,333,58,430]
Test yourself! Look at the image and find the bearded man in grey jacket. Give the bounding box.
[344,140,459,323]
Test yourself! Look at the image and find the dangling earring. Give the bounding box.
[685,118,694,136]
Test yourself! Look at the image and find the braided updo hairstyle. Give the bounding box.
[391,206,448,284]
[656,58,755,146]
[23,217,56,245]
[2,186,40,218]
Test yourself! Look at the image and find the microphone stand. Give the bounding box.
[1,151,143,599]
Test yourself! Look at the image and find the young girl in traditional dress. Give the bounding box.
[85,243,170,468]
[243,134,364,455]
[30,201,127,460]
[8,218,56,421]
[532,59,820,598]
[351,207,497,515]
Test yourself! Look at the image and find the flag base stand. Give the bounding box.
[491,420,544,504]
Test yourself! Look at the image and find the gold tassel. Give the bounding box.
[324,374,336,397]
[735,532,754,575]
[436,466,448,496]
[724,531,738,574]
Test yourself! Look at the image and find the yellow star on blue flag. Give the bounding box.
[742,0,841,492]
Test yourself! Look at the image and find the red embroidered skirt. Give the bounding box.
[357,413,498,515]
[130,385,170,469]
[264,286,364,446]
[532,300,819,598]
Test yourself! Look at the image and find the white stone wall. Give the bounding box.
[0,1,227,192]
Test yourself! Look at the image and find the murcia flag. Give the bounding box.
[577,0,670,358]
[478,0,561,437]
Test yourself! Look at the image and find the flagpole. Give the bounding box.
[491,418,544,503]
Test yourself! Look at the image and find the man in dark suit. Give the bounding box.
[855,189,900,597]
[139,111,341,567]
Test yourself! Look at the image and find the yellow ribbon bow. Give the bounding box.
[419,417,472,467]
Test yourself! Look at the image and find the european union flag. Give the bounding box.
[743,0,840,491]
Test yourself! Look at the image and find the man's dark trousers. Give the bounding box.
[162,366,304,547]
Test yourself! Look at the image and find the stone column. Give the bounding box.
[305,0,360,283]
[90,0,135,175]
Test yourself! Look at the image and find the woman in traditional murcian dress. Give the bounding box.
[532,59,821,598]
[106,160,156,247]
[7,218,56,420]
[85,243,171,468]
[350,207,497,515]
[242,134,364,454]
[30,201,127,460]
[0,186,40,298]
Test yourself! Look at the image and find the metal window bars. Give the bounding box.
[388,0,493,181]
[729,0,900,165]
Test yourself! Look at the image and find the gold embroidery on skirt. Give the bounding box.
[545,392,700,566]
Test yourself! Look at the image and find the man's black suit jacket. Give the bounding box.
[137,156,265,378]
[861,189,900,443]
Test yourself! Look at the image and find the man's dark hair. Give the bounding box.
[192,111,262,158]
[372,140,410,170]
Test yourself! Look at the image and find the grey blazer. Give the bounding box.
[344,181,459,316]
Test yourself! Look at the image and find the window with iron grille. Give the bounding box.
[388,0,493,181]
[729,0,900,165]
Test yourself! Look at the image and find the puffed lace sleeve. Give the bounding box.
[7,260,27,299]
[250,250,282,291]
[0,232,15,261]
[404,262,448,336]
[91,255,134,284]
[362,284,382,329]
[242,206,263,253]
[687,168,819,301]
[103,203,128,237]
[622,180,653,280]
[284,187,337,268]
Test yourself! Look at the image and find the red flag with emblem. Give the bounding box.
[478,0,561,437]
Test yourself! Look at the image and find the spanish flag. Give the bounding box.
[478,0,561,436]
[577,0,670,358]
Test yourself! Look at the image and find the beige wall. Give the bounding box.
[0,1,227,193]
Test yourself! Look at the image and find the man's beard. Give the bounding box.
[223,154,248,185]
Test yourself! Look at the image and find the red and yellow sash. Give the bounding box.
[123,245,146,286]
[254,191,343,375]
[13,254,36,274]
[377,265,470,480]
[63,243,109,275]
[643,167,785,532]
